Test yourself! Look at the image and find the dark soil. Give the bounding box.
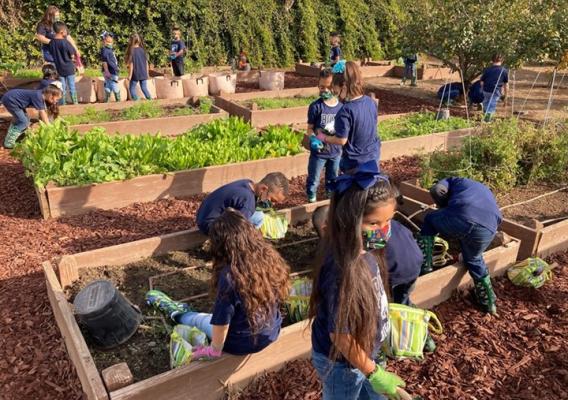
[497,184,568,227]
[232,259,568,400]
[369,88,468,117]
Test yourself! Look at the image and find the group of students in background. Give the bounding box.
[144,60,502,399]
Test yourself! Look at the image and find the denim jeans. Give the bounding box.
[104,75,120,95]
[6,107,30,132]
[391,280,416,306]
[129,79,152,100]
[403,63,417,84]
[422,210,496,280]
[312,351,386,400]
[249,211,265,229]
[307,154,340,198]
[177,312,213,339]
[59,75,76,105]
[482,90,501,116]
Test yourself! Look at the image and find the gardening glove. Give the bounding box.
[309,135,324,152]
[191,345,222,361]
[368,365,406,400]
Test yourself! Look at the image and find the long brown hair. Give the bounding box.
[43,85,62,119]
[332,61,364,100]
[125,33,144,64]
[308,177,399,359]
[209,209,290,332]
[38,5,58,29]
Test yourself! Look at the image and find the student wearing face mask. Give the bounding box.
[100,31,121,102]
[315,61,380,174]
[303,68,343,203]
[35,5,80,65]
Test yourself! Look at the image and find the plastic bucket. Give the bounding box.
[155,76,184,99]
[208,72,236,95]
[73,280,142,349]
[182,75,209,97]
[259,71,285,91]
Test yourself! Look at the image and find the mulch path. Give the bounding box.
[0,135,420,399]
[233,257,568,400]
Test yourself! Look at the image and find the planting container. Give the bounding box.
[154,77,183,100]
[128,79,157,100]
[181,75,209,97]
[294,63,322,77]
[95,78,128,103]
[259,71,285,91]
[43,200,519,400]
[399,181,568,261]
[208,73,237,95]
[32,125,477,219]
[392,64,460,81]
[71,76,98,104]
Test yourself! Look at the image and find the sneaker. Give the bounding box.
[145,289,191,320]
[308,195,317,203]
[473,275,497,315]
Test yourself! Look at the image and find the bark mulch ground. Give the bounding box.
[232,258,568,400]
[0,137,419,399]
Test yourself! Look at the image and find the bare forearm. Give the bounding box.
[38,110,50,124]
[36,34,50,45]
[325,136,347,145]
[332,333,376,376]
[211,324,229,350]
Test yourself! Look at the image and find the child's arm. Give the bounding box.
[102,62,111,78]
[318,134,347,146]
[127,63,133,80]
[36,32,51,45]
[38,110,50,124]
[66,35,81,56]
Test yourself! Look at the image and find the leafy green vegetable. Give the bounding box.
[11,69,43,79]
[379,113,472,141]
[82,68,129,78]
[13,118,303,188]
[242,96,318,110]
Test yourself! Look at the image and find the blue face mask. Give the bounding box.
[363,223,392,250]
[320,90,334,101]
[256,199,273,211]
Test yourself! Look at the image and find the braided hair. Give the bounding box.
[309,175,399,360]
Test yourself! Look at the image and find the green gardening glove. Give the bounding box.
[368,365,406,400]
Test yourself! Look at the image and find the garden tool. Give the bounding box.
[145,289,191,320]
[507,257,554,289]
[3,124,23,149]
[431,237,452,268]
[473,275,497,315]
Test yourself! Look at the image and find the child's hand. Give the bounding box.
[103,71,111,79]
[309,135,324,152]
[368,365,406,399]
[191,345,222,361]
[315,131,327,143]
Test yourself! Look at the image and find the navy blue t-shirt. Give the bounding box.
[210,265,281,355]
[130,47,149,81]
[468,81,484,104]
[404,55,418,64]
[307,98,343,160]
[481,65,509,94]
[49,38,76,77]
[1,89,46,111]
[196,179,256,235]
[335,95,380,167]
[312,252,389,359]
[425,177,502,234]
[37,79,57,90]
[330,46,341,63]
[36,24,55,59]
[100,46,119,76]
[170,40,186,62]
[437,82,463,101]
[386,221,422,286]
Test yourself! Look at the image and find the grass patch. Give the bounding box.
[242,96,318,110]
[11,69,43,79]
[82,68,129,78]
[380,112,472,141]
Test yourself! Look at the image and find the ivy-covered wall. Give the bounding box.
[0,0,405,69]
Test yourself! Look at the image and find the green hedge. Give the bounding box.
[1,0,406,69]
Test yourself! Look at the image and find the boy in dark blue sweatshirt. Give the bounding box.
[170,28,186,77]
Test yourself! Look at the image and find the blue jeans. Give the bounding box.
[6,107,30,132]
[104,75,120,95]
[482,90,501,116]
[249,211,265,229]
[59,75,77,105]
[312,351,386,400]
[403,63,417,83]
[422,210,496,280]
[177,312,213,339]
[391,280,416,306]
[307,154,340,198]
[129,79,152,100]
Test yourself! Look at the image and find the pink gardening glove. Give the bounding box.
[191,345,222,361]
[316,132,327,143]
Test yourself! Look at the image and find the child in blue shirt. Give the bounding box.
[437,82,464,106]
[147,209,290,359]
[317,61,379,173]
[125,33,152,101]
[401,54,418,87]
[37,64,59,90]
[196,172,289,235]
[304,68,343,202]
[49,22,78,105]
[100,31,121,102]
[419,177,502,314]
[329,32,342,65]
[480,54,509,121]
[468,80,484,108]
[170,28,186,77]
[309,167,406,400]
[2,85,62,148]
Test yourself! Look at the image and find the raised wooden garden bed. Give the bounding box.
[294,63,322,78]
[399,181,568,261]
[43,200,519,400]
[294,61,395,79]
[33,126,476,219]
[71,105,227,136]
[392,64,460,81]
